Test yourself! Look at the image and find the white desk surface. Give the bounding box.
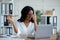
[0,34,57,40]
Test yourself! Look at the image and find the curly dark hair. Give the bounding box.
[17,6,34,23]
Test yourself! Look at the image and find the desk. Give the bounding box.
[0,34,57,40]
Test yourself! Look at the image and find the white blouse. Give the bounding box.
[15,21,34,35]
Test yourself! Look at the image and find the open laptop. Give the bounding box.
[27,24,53,39]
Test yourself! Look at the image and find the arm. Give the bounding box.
[7,15,18,33]
[32,15,37,31]
[12,22,18,33]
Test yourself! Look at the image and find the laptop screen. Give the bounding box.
[35,24,53,38]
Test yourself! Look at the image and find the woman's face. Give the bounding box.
[26,10,33,21]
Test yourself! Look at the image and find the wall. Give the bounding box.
[14,0,44,20]
[0,0,2,2]
[14,0,60,32]
[0,2,1,14]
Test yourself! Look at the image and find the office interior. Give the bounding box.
[0,0,60,40]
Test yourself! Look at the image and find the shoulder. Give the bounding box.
[15,21,23,24]
[30,22,34,25]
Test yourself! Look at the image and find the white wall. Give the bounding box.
[14,0,60,32]
[0,0,2,2]
[14,0,44,20]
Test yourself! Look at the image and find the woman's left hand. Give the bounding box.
[32,14,37,31]
[32,15,36,22]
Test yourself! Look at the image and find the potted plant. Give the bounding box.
[36,10,42,24]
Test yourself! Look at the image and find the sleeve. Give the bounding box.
[15,21,21,35]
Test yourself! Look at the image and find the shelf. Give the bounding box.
[1,0,13,3]
[4,26,13,27]
[0,14,18,17]
[0,26,12,27]
[41,15,57,16]
[41,15,57,27]
[0,0,14,35]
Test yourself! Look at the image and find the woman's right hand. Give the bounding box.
[7,14,14,24]
[7,15,18,33]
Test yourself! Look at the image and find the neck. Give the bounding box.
[24,20,30,23]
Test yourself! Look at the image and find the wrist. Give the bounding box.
[34,19,36,22]
[34,18,36,21]
[11,21,15,24]
[12,22,16,27]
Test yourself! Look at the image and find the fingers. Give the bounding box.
[7,14,12,19]
[32,14,36,18]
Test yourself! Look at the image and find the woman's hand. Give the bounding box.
[32,14,37,31]
[32,15,36,22]
[7,14,14,24]
[7,14,18,33]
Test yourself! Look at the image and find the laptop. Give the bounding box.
[27,24,53,39]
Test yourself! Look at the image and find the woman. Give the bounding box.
[7,6,37,35]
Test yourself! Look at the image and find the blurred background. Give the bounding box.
[0,0,60,35]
